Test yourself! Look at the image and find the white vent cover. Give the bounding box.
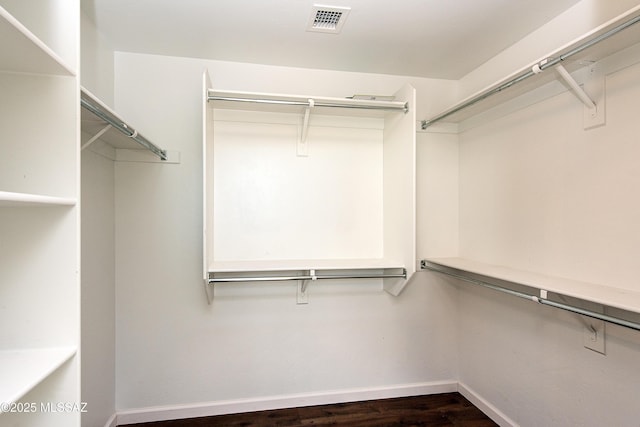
[307,5,351,34]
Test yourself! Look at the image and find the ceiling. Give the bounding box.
[81,0,583,80]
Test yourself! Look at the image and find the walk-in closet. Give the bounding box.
[2,1,640,426]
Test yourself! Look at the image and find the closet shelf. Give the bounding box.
[209,266,406,283]
[0,6,75,76]
[421,258,640,331]
[81,88,168,161]
[211,260,406,281]
[208,89,408,117]
[0,347,76,409]
[208,260,407,302]
[421,5,640,129]
[210,258,406,272]
[204,73,416,302]
[0,191,76,207]
[209,262,405,300]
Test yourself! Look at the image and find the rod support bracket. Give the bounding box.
[555,64,596,110]
[582,63,606,130]
[300,269,316,293]
[297,100,314,156]
[81,124,112,151]
[205,276,215,304]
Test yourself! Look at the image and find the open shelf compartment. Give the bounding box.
[0,5,75,76]
[203,72,416,301]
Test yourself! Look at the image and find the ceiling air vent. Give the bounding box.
[307,5,351,34]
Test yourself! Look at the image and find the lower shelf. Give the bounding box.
[208,266,406,283]
[206,261,409,303]
[0,346,77,408]
[422,257,640,331]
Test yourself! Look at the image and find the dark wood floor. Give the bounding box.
[125,393,497,427]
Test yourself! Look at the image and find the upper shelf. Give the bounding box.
[421,5,640,128]
[0,6,75,76]
[208,89,408,117]
[81,88,168,161]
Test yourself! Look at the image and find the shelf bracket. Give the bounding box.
[555,64,605,129]
[582,63,606,130]
[297,99,314,157]
[555,64,596,110]
[205,279,214,304]
[81,124,112,151]
[297,270,316,304]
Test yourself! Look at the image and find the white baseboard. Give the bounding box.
[103,413,118,427]
[115,381,457,425]
[457,382,518,427]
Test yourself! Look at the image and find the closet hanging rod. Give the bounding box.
[80,98,168,161]
[208,94,409,113]
[421,261,640,332]
[421,11,640,129]
[209,269,407,283]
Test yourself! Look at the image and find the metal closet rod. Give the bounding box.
[209,269,407,283]
[80,98,168,161]
[421,11,640,129]
[421,261,640,332]
[208,94,409,113]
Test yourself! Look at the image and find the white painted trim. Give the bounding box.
[115,381,457,425]
[103,413,118,427]
[458,382,519,427]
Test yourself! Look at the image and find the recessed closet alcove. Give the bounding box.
[3,2,640,426]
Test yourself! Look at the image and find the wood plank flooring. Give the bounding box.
[125,393,497,426]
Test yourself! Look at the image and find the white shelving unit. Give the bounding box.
[0,1,80,425]
[203,72,416,302]
[419,5,640,332]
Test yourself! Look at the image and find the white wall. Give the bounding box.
[416,130,459,260]
[453,29,640,427]
[112,52,459,412]
[81,10,114,106]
